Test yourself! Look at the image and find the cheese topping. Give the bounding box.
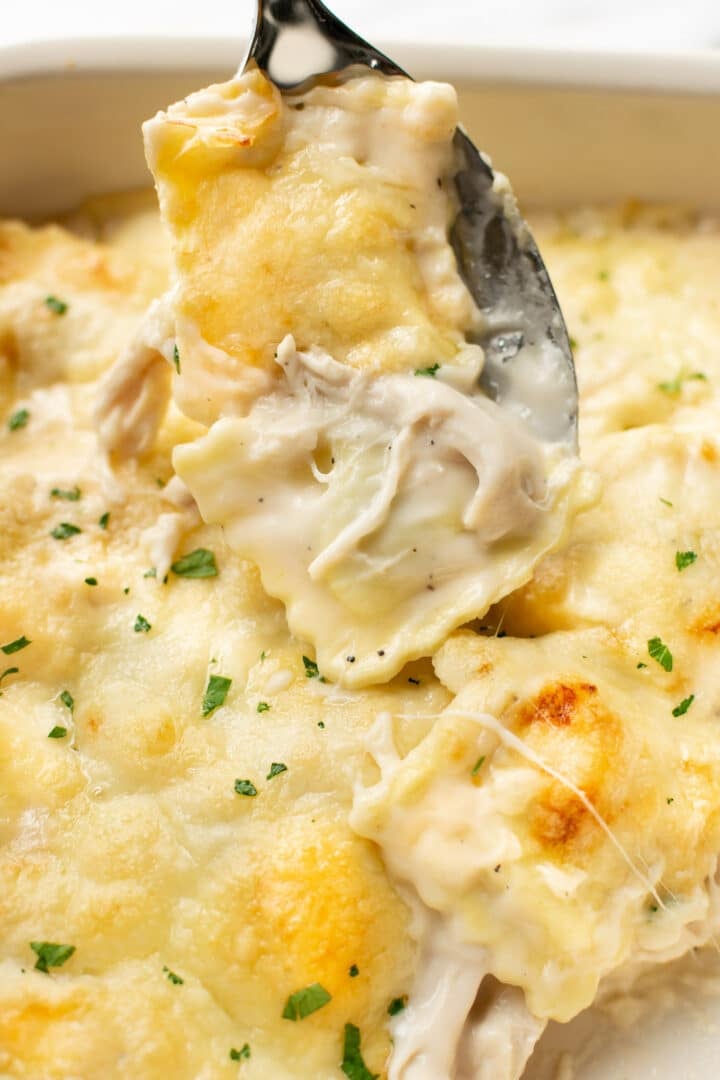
[3,72,720,1080]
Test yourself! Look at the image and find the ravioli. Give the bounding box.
[2,106,720,1080]
[142,69,591,687]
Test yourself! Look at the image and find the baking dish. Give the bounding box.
[2,36,720,1079]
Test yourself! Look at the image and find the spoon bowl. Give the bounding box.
[241,0,578,446]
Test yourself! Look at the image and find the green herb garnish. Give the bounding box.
[48,726,67,739]
[658,371,707,395]
[8,408,29,431]
[672,694,695,717]
[98,511,110,529]
[59,690,74,712]
[173,344,181,374]
[648,636,673,672]
[341,1023,378,1080]
[302,655,320,679]
[163,965,184,985]
[134,614,151,633]
[50,486,81,501]
[30,941,75,973]
[659,497,673,507]
[143,567,157,579]
[349,964,359,978]
[414,363,440,378]
[281,983,332,1021]
[229,1044,251,1060]
[202,674,232,716]
[266,762,287,780]
[471,755,486,776]
[50,523,81,540]
[637,662,647,669]
[44,296,68,315]
[256,701,270,713]
[84,577,98,586]
[171,548,218,579]
[234,779,258,797]
[1,636,30,655]
[676,550,697,571]
[388,996,407,1016]
[0,666,19,684]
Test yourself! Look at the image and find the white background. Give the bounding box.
[1,0,720,52]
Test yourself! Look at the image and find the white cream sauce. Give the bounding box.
[174,335,585,686]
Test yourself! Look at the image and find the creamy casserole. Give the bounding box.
[1,64,720,1080]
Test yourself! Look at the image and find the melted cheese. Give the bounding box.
[142,69,590,685]
[2,118,720,1080]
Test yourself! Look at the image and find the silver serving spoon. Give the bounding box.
[240,0,578,446]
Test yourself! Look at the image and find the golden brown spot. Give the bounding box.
[516,681,597,728]
[530,787,592,846]
[701,440,718,463]
[85,712,103,733]
[690,608,720,635]
[516,682,623,856]
[475,661,493,676]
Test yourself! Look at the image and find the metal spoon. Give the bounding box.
[241,0,578,446]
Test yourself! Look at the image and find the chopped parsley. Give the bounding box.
[672,694,695,717]
[0,666,19,685]
[8,408,29,431]
[143,567,157,579]
[202,674,232,716]
[234,779,258,797]
[471,755,486,776]
[667,797,675,804]
[568,335,578,351]
[281,983,332,1021]
[84,577,98,586]
[349,964,359,978]
[302,655,321,679]
[256,701,270,713]
[171,548,218,579]
[98,511,110,529]
[134,614,151,633]
[48,726,67,739]
[1,636,30,655]
[173,344,181,374]
[407,677,421,686]
[658,371,707,395]
[414,363,440,378]
[637,661,647,669]
[659,497,673,507]
[44,295,68,316]
[341,1023,378,1080]
[50,522,81,540]
[676,550,697,571]
[163,965,184,985]
[30,941,75,973]
[50,486,81,501]
[648,636,673,672]
[387,996,407,1016]
[59,690,74,712]
[229,1044,251,1060]
[266,762,287,780]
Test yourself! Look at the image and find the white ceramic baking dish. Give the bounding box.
[2,38,720,218]
[2,36,720,1080]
